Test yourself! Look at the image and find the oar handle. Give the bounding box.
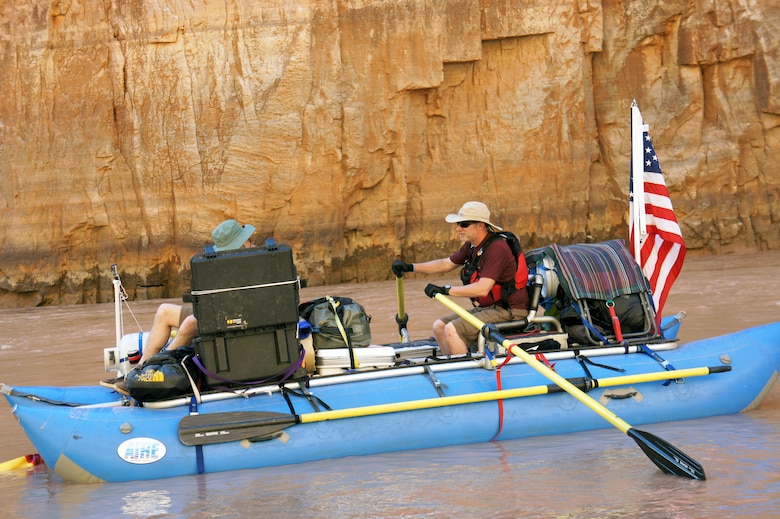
[395,276,407,321]
[395,275,409,342]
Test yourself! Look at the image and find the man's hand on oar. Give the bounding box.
[391,260,414,278]
[424,284,449,298]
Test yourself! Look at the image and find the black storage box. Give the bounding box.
[194,325,302,386]
[190,240,300,335]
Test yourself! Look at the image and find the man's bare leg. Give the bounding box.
[164,315,199,351]
[139,303,183,364]
[432,318,448,354]
[442,322,469,355]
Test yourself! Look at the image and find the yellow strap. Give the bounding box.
[326,295,359,368]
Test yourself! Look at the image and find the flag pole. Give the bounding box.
[630,100,647,264]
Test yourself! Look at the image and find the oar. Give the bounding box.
[395,275,410,343]
[433,293,706,480]
[0,454,43,472]
[178,364,729,447]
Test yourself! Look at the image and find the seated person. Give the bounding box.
[137,219,257,364]
[391,201,529,355]
[102,219,255,389]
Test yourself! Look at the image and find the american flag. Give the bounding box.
[629,101,686,320]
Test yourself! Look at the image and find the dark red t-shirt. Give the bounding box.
[450,235,529,309]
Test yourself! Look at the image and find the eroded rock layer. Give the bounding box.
[1,0,778,306]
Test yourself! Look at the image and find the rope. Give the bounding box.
[117,277,144,334]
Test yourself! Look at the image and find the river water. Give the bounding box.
[1,251,779,518]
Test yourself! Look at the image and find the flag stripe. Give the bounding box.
[645,190,675,208]
[646,219,682,237]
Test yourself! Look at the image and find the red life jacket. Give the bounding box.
[459,232,529,308]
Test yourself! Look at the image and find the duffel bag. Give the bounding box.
[299,295,371,349]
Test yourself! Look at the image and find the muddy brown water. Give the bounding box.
[0,251,779,518]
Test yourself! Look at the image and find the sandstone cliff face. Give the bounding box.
[0,0,778,307]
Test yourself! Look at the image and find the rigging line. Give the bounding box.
[119,280,144,333]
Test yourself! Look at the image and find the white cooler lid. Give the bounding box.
[315,346,396,368]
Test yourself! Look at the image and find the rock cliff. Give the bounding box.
[1,0,778,307]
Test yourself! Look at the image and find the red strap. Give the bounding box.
[534,352,556,371]
[491,353,514,441]
[499,353,514,369]
[493,349,555,441]
[492,364,505,441]
[606,300,625,343]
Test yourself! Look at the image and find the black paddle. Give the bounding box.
[179,411,299,445]
[433,293,706,480]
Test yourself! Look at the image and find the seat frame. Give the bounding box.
[475,273,566,358]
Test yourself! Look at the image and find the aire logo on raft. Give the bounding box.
[118,437,167,464]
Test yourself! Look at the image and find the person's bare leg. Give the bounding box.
[442,322,469,355]
[140,303,182,364]
[164,315,199,351]
[432,319,448,354]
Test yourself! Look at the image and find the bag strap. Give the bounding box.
[326,295,359,370]
[192,348,304,387]
[182,354,202,405]
[570,301,610,344]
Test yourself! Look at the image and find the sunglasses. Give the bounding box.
[457,221,477,228]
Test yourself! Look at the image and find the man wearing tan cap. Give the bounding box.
[392,201,529,355]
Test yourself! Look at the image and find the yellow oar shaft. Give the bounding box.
[301,386,547,423]
[434,294,639,433]
[395,276,410,342]
[298,365,718,424]
[396,276,406,320]
[590,366,712,386]
[0,455,34,472]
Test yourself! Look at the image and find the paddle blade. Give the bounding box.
[628,428,706,480]
[178,411,297,446]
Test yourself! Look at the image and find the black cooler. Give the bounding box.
[190,239,302,385]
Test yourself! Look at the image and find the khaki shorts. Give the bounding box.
[439,305,529,345]
[179,305,193,326]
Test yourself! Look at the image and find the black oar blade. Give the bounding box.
[178,411,297,446]
[628,428,706,480]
